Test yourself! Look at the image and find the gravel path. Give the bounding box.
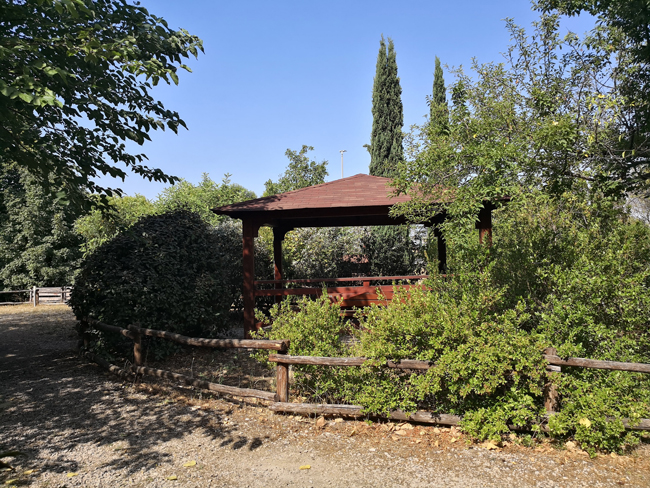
[1,305,649,487]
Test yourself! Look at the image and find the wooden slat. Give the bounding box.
[269,403,461,425]
[255,275,429,285]
[268,354,432,370]
[90,320,136,340]
[544,354,650,374]
[0,290,30,294]
[86,352,275,401]
[255,284,421,298]
[132,365,276,401]
[127,325,289,351]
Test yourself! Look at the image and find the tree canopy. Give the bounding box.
[263,145,328,196]
[0,0,203,207]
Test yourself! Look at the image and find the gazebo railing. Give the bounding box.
[253,275,429,308]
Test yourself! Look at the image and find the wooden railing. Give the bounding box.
[82,321,650,431]
[266,348,650,431]
[254,275,429,308]
[0,289,30,306]
[82,318,289,402]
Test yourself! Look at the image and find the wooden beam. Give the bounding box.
[268,354,432,370]
[242,220,259,338]
[273,227,288,304]
[544,354,650,374]
[476,203,493,245]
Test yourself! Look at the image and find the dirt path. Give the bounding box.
[1,305,649,488]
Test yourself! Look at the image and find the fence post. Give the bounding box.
[543,347,560,414]
[133,328,143,367]
[33,287,39,307]
[276,349,289,403]
[77,319,89,351]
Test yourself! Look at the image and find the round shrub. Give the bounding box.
[71,209,243,345]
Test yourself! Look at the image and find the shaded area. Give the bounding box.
[0,306,265,485]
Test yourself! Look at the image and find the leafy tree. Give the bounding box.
[536,0,650,193]
[75,194,157,255]
[368,36,404,178]
[157,173,256,225]
[263,146,328,196]
[0,165,83,289]
[428,56,448,135]
[393,14,642,227]
[0,0,203,207]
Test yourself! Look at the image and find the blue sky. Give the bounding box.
[104,0,595,199]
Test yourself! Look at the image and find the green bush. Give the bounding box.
[71,210,245,358]
[255,193,650,454]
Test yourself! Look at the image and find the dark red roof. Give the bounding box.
[212,174,443,229]
[214,174,409,213]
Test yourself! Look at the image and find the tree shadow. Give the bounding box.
[0,310,267,482]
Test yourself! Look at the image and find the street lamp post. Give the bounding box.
[340,150,347,178]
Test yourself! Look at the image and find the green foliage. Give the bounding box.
[393,14,647,226]
[361,225,420,276]
[263,146,328,196]
[71,210,243,357]
[369,36,404,178]
[158,173,256,225]
[75,194,158,256]
[428,56,448,136]
[255,193,650,453]
[0,166,82,289]
[0,0,203,207]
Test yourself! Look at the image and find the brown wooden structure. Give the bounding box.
[213,174,494,337]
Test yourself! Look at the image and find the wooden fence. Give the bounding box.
[30,286,71,306]
[82,320,650,431]
[0,289,30,306]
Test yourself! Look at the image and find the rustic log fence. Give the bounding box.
[81,320,650,431]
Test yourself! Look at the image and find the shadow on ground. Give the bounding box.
[0,306,264,483]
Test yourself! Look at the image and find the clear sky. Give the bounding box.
[103,0,595,199]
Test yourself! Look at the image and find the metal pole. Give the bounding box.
[340,150,346,178]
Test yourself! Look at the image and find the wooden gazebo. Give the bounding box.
[213,174,493,337]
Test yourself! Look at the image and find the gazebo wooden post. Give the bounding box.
[273,228,289,304]
[433,227,447,273]
[242,220,259,338]
[476,204,493,246]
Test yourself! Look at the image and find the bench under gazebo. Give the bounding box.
[212,174,494,337]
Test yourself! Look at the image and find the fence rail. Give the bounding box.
[82,319,650,432]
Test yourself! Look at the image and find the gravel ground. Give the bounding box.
[1,305,649,488]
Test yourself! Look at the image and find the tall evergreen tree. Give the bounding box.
[369,36,404,177]
[429,56,448,135]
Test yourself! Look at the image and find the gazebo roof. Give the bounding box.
[212,174,441,229]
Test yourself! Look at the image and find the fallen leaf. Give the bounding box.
[434,440,439,447]
[419,431,426,436]
[5,480,18,486]
[23,469,34,475]
[299,465,311,470]
[183,461,196,467]
[402,423,414,430]
[391,435,401,441]
[315,417,326,428]
[395,430,407,436]
[480,441,499,450]
[167,475,178,480]
[579,418,592,428]
[334,418,343,423]
[414,439,422,444]
[450,437,458,443]
[67,472,79,477]
[611,452,618,458]
[565,441,577,450]
[433,428,441,434]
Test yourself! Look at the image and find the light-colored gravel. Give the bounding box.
[1,305,649,487]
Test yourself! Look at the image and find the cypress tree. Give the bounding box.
[369,36,404,177]
[429,56,448,135]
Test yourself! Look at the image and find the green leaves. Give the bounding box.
[0,0,204,207]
